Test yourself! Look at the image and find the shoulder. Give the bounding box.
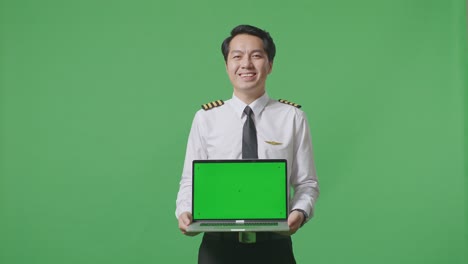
[201,99,225,111]
[193,99,230,120]
[268,98,307,119]
[271,98,304,114]
[277,99,302,109]
[192,99,232,128]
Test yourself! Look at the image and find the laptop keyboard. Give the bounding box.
[200,222,278,227]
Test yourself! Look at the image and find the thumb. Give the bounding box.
[183,213,192,225]
[288,211,300,226]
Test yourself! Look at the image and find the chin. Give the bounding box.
[236,85,257,92]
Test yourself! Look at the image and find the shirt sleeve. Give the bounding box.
[175,111,207,218]
[289,110,320,223]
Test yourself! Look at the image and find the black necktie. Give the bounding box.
[239,106,258,243]
[240,106,259,243]
[242,106,258,159]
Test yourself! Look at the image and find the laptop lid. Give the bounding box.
[192,159,288,221]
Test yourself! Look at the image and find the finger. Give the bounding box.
[183,213,192,225]
[287,215,299,227]
[290,224,300,235]
[287,218,301,235]
[179,219,188,232]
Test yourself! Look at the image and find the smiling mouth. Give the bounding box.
[239,73,257,77]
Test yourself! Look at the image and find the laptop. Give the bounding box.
[186,159,290,233]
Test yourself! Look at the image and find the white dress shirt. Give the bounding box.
[176,93,319,223]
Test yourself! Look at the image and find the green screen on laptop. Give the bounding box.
[192,160,287,220]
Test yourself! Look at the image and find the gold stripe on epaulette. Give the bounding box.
[278,99,301,108]
[201,100,225,110]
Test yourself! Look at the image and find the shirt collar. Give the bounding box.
[231,93,270,118]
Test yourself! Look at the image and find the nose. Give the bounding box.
[240,56,253,68]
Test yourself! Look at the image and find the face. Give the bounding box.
[226,34,273,97]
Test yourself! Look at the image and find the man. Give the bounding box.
[176,24,319,264]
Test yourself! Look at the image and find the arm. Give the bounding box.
[289,111,320,227]
[175,112,207,233]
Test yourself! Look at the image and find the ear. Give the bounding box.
[268,61,273,74]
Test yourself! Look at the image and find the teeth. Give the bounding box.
[241,73,255,77]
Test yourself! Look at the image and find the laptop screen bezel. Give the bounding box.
[191,159,288,221]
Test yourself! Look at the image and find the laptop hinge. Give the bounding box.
[235,220,245,224]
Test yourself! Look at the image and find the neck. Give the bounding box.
[234,89,265,105]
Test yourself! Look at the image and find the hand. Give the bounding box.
[178,212,200,236]
[287,210,304,235]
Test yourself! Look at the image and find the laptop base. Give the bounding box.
[186,221,290,233]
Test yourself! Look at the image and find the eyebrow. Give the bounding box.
[230,49,265,54]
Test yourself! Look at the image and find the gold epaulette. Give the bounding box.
[201,100,224,110]
[278,99,301,108]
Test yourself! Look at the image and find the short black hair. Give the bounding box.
[221,25,276,63]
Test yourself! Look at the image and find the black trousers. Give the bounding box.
[198,233,296,264]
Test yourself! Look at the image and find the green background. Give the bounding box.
[1,0,466,263]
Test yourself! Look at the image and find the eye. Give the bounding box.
[232,55,241,59]
[252,54,263,58]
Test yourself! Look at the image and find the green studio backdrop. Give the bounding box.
[0,0,466,263]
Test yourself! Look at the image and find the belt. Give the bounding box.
[203,232,290,244]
